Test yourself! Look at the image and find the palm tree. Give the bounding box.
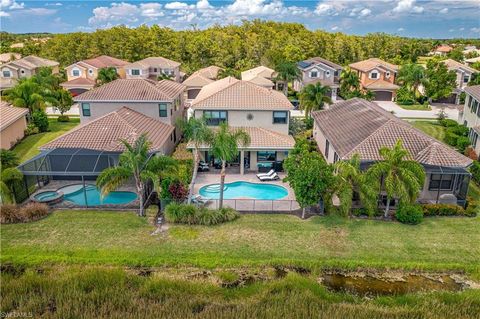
[0,167,23,204]
[333,154,376,216]
[339,66,360,96]
[31,67,61,91]
[366,140,426,217]
[299,83,332,118]
[96,134,177,217]
[3,79,50,113]
[178,117,213,204]
[97,67,119,86]
[210,123,250,209]
[275,61,301,95]
[397,63,426,96]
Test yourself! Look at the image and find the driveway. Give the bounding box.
[45,103,80,116]
[374,101,459,120]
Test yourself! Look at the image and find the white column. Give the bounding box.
[240,150,245,175]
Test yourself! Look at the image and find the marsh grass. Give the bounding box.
[1,266,479,319]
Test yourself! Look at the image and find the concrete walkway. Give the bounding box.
[374,101,459,120]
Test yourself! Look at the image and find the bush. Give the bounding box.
[396,86,416,105]
[57,115,70,122]
[444,131,459,146]
[24,123,39,136]
[455,136,471,153]
[164,203,239,225]
[465,200,479,217]
[0,204,20,224]
[422,204,469,217]
[395,204,423,224]
[32,110,49,132]
[0,203,49,224]
[470,161,480,185]
[0,149,19,168]
[439,119,459,127]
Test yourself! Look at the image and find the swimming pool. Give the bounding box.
[199,181,288,200]
[57,184,137,206]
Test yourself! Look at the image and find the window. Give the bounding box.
[204,110,227,126]
[472,100,478,114]
[469,128,479,148]
[153,68,158,73]
[273,111,288,124]
[257,151,276,162]
[334,70,339,76]
[333,152,339,163]
[88,69,93,75]
[370,71,378,79]
[325,140,330,158]
[173,130,177,142]
[72,69,80,77]
[20,69,25,74]
[310,70,318,78]
[159,103,168,117]
[386,71,391,78]
[81,103,91,117]
[325,70,331,77]
[429,174,454,190]
[131,69,140,76]
[464,75,470,83]
[2,70,11,77]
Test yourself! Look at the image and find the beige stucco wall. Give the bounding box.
[1,116,27,149]
[313,121,338,163]
[193,109,289,135]
[355,68,396,88]
[126,66,181,82]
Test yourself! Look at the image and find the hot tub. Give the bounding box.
[31,190,64,205]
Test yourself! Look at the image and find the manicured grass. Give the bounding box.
[397,103,432,111]
[12,117,79,162]
[411,120,447,142]
[2,211,479,276]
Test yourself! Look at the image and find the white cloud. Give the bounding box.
[140,3,164,17]
[17,8,57,16]
[0,0,24,10]
[439,8,448,14]
[45,2,62,6]
[331,25,339,31]
[397,27,405,32]
[392,0,424,14]
[196,0,212,10]
[315,3,333,15]
[89,2,141,26]
[471,27,480,33]
[0,10,9,16]
[459,27,465,31]
[226,0,286,16]
[165,2,193,10]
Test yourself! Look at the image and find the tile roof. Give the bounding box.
[0,101,28,130]
[61,77,96,87]
[465,85,480,101]
[0,53,21,63]
[77,55,129,69]
[5,55,58,70]
[190,76,292,110]
[74,79,185,101]
[311,98,472,168]
[188,126,295,150]
[245,75,274,87]
[42,107,174,152]
[442,59,477,73]
[300,57,342,70]
[435,45,453,53]
[182,65,222,87]
[125,56,181,69]
[364,79,400,90]
[241,66,276,81]
[465,56,480,64]
[349,58,399,72]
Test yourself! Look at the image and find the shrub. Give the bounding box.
[57,115,70,122]
[164,203,239,225]
[455,136,471,153]
[470,161,480,185]
[444,131,459,146]
[168,181,188,202]
[465,200,479,217]
[165,203,197,224]
[396,86,416,105]
[0,204,20,224]
[32,110,49,132]
[448,125,468,137]
[439,119,459,127]
[0,149,19,169]
[24,123,39,136]
[395,204,423,224]
[219,207,240,222]
[422,204,468,217]
[19,202,50,222]
[196,208,223,226]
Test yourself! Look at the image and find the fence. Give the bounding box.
[205,199,300,212]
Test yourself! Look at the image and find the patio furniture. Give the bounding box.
[198,161,210,172]
[256,169,275,178]
[191,194,211,206]
[257,172,280,181]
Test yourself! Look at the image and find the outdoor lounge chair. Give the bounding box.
[256,169,275,179]
[191,194,211,206]
[257,172,280,181]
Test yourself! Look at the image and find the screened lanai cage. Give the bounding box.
[13,148,154,209]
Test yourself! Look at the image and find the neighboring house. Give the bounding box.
[431,45,453,56]
[294,57,343,101]
[182,65,223,100]
[312,98,472,207]
[462,46,480,56]
[188,76,295,174]
[41,107,177,156]
[0,55,59,90]
[349,58,399,101]
[465,56,480,67]
[439,59,478,104]
[241,66,278,89]
[0,101,28,150]
[124,57,182,82]
[61,55,129,96]
[462,85,480,158]
[74,78,185,144]
[0,53,21,64]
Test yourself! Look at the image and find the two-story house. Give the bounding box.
[60,55,129,96]
[312,98,472,208]
[124,57,182,82]
[0,55,59,91]
[188,76,295,174]
[462,85,480,158]
[241,66,278,89]
[294,57,343,101]
[439,59,478,104]
[349,58,399,101]
[74,78,186,146]
[182,65,222,100]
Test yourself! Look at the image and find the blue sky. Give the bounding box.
[0,0,479,38]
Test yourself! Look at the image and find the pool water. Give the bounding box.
[34,191,59,201]
[59,184,137,206]
[199,181,288,200]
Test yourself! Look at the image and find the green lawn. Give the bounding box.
[397,103,432,111]
[2,211,479,276]
[12,117,79,162]
[411,120,447,141]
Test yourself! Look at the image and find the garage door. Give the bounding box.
[374,91,393,101]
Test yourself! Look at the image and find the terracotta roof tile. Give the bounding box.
[126,56,181,69]
[0,101,28,130]
[301,57,343,70]
[6,55,58,70]
[442,59,477,73]
[364,79,400,90]
[42,107,174,152]
[241,66,276,81]
[79,55,129,69]
[349,58,399,72]
[61,77,96,87]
